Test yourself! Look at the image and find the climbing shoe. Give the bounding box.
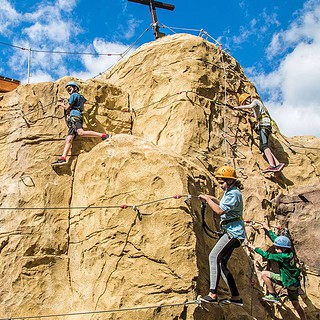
[275,163,285,171]
[220,298,243,306]
[263,165,278,173]
[51,157,66,166]
[200,295,218,303]
[101,133,111,141]
[262,294,279,303]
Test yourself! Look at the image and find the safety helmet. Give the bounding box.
[215,166,237,180]
[238,93,251,105]
[273,236,291,249]
[65,81,79,90]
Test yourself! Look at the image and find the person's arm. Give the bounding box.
[199,194,224,215]
[58,102,71,110]
[234,104,252,110]
[57,97,70,110]
[245,240,286,262]
[234,100,259,111]
[254,248,291,263]
[260,223,277,241]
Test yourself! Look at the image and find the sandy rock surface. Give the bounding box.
[0,34,319,319]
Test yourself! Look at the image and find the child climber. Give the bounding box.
[52,81,111,166]
[235,94,285,173]
[199,165,246,306]
[246,224,306,320]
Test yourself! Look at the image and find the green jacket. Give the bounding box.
[254,230,300,288]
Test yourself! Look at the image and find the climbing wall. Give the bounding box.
[0,34,319,319]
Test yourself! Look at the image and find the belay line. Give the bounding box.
[0,194,194,212]
[0,299,202,320]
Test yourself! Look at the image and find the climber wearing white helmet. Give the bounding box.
[235,93,285,173]
[246,224,306,319]
[52,81,111,166]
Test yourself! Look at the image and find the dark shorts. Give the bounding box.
[259,126,271,152]
[270,272,300,301]
[67,116,83,138]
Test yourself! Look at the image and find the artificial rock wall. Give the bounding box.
[0,34,319,320]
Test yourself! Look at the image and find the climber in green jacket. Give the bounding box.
[246,224,306,319]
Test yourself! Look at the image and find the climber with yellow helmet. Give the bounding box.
[235,94,285,173]
[199,165,245,306]
[52,81,112,166]
[246,224,306,319]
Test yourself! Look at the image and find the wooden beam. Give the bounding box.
[128,0,175,39]
[0,76,20,93]
[128,0,174,11]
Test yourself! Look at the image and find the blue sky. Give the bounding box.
[1,0,320,137]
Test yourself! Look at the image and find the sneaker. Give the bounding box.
[220,298,243,306]
[262,294,279,303]
[263,165,278,173]
[275,163,285,171]
[200,295,218,303]
[51,157,66,166]
[101,133,111,141]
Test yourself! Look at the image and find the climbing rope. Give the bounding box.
[92,25,153,79]
[0,41,123,57]
[0,194,194,212]
[0,299,202,320]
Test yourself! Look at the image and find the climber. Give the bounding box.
[198,165,245,306]
[235,94,285,173]
[52,81,111,166]
[246,224,306,320]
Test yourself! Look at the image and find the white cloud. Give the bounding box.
[230,10,280,47]
[22,20,73,43]
[123,17,143,39]
[57,0,78,12]
[76,39,132,79]
[268,103,320,137]
[0,0,22,34]
[267,0,320,58]
[2,0,135,84]
[23,4,80,44]
[250,0,320,137]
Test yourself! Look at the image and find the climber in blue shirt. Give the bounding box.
[52,81,111,166]
[199,165,245,306]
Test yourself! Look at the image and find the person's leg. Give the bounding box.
[206,234,238,300]
[260,128,280,167]
[291,300,306,320]
[288,286,306,320]
[264,148,280,167]
[77,127,104,138]
[261,270,276,294]
[220,239,241,299]
[62,134,74,159]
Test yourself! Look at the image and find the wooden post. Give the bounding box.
[128,0,175,39]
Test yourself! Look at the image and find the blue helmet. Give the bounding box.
[65,81,79,90]
[273,236,291,249]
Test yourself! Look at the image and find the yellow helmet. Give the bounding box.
[215,166,237,180]
[238,93,251,105]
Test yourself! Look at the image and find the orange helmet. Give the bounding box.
[238,93,251,105]
[215,166,237,180]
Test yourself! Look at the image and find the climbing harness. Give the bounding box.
[200,201,222,239]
